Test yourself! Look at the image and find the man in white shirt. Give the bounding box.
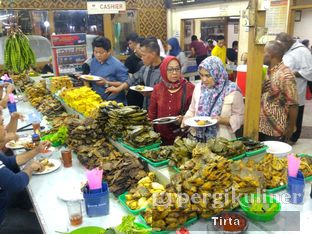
[276,32,312,144]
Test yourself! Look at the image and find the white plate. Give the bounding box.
[130,85,153,92]
[262,141,292,157]
[41,73,54,78]
[5,137,32,149]
[152,116,178,125]
[80,75,102,81]
[33,159,61,175]
[56,182,84,201]
[184,116,217,128]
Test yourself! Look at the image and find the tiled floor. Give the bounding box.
[292,100,312,154]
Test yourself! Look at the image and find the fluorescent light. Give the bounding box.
[229,16,240,19]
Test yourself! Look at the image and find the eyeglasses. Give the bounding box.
[167,67,181,73]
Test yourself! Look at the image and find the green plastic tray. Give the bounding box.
[138,214,198,234]
[137,148,169,167]
[118,140,161,153]
[138,155,169,167]
[245,146,268,157]
[231,137,267,157]
[172,166,180,173]
[229,153,246,161]
[118,192,147,215]
[134,222,152,233]
[266,154,312,193]
[69,226,105,234]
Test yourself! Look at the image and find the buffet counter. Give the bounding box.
[3,94,312,234]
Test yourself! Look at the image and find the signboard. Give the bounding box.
[87,0,126,14]
[51,34,87,76]
[166,0,215,8]
[265,0,288,35]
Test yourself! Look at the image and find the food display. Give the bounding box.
[41,126,68,146]
[168,137,197,168]
[236,137,266,152]
[50,76,73,93]
[50,113,79,130]
[247,154,312,189]
[206,137,246,158]
[25,81,50,107]
[4,23,35,74]
[60,87,102,117]
[66,117,104,150]
[37,96,65,118]
[124,172,165,210]
[123,125,161,148]
[141,146,173,162]
[142,194,197,231]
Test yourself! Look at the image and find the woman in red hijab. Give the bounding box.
[148,56,195,145]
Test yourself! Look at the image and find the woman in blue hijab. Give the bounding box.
[167,37,188,74]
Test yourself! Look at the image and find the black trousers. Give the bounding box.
[259,132,285,142]
[290,105,304,143]
[195,55,207,66]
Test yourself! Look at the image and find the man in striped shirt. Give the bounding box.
[259,40,298,142]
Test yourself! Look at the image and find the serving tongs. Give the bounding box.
[152,116,178,125]
[17,123,45,132]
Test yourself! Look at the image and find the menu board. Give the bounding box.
[166,0,214,8]
[265,0,288,35]
[51,34,87,76]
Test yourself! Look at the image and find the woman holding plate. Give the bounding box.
[183,56,244,142]
[148,56,195,145]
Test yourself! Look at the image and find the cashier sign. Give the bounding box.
[87,0,126,14]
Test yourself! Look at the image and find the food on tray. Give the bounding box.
[76,138,148,196]
[141,146,173,162]
[60,87,102,117]
[24,142,36,150]
[25,81,49,107]
[135,85,144,91]
[39,158,55,172]
[142,193,197,230]
[50,76,73,93]
[37,96,65,118]
[194,119,211,126]
[237,137,265,152]
[249,198,279,214]
[125,172,165,210]
[206,137,246,159]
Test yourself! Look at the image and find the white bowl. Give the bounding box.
[262,141,292,157]
[38,147,55,158]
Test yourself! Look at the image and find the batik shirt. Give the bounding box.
[259,62,298,137]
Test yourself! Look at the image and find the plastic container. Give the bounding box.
[137,149,169,167]
[83,182,109,217]
[229,153,246,161]
[287,170,305,204]
[118,192,147,215]
[236,65,247,97]
[239,194,281,221]
[69,226,105,234]
[118,140,161,153]
[138,215,198,234]
[7,101,17,114]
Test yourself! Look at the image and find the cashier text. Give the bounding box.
[152,188,301,209]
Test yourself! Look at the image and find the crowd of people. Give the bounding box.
[76,31,312,146]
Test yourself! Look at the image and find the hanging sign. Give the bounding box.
[87,0,126,14]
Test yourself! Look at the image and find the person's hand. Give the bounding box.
[6,132,19,142]
[29,161,45,172]
[35,141,51,154]
[175,115,183,125]
[6,83,15,94]
[262,80,271,93]
[11,112,25,121]
[105,86,121,94]
[96,78,107,86]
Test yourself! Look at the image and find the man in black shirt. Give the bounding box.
[124,35,145,107]
[226,40,238,64]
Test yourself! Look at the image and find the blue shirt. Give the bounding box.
[0,153,29,224]
[90,56,128,104]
